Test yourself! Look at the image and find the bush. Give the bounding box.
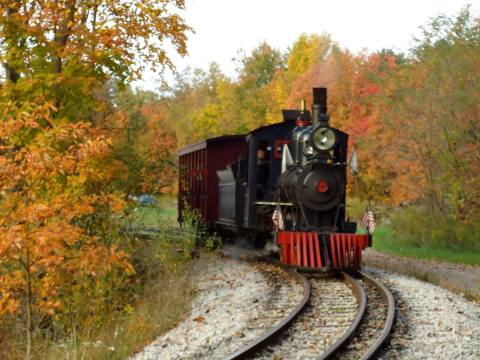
[390,205,480,253]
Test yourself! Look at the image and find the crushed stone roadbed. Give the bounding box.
[131,256,304,360]
[132,255,480,360]
[364,249,480,300]
[366,267,480,360]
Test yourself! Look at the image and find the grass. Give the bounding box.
[129,206,177,227]
[371,224,480,266]
[80,264,194,359]
[38,265,194,360]
[126,194,178,227]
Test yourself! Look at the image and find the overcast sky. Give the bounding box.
[134,0,479,91]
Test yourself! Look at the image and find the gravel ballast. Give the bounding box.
[131,256,304,360]
[364,249,480,300]
[132,255,480,360]
[366,267,480,359]
[335,278,388,359]
[257,274,358,359]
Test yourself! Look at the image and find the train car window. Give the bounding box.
[256,141,272,199]
[233,153,247,179]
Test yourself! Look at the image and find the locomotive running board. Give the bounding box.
[276,231,369,270]
[254,201,293,206]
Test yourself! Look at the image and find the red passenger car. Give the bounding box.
[177,135,247,230]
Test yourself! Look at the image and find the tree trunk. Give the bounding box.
[4,2,21,83]
[25,246,32,360]
[53,1,76,74]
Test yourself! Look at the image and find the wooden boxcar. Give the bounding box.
[177,135,247,230]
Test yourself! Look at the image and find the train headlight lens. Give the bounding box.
[312,127,336,151]
[303,145,314,157]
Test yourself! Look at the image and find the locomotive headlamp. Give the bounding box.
[312,126,336,151]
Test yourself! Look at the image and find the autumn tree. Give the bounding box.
[234,42,284,130]
[328,49,357,128]
[0,101,133,358]
[264,33,337,123]
[1,0,190,80]
[285,54,339,109]
[159,63,240,144]
[343,52,400,201]
[287,33,336,77]
[112,87,177,195]
[380,7,480,223]
[0,0,191,357]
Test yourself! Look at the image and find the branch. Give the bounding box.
[3,1,22,83]
[53,1,77,74]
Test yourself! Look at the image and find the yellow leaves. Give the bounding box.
[28,203,55,221]
[123,304,134,314]
[109,197,125,214]
[0,103,138,323]
[287,33,334,77]
[37,298,62,317]
[123,261,135,276]
[0,0,192,339]
[5,0,191,80]
[0,292,20,316]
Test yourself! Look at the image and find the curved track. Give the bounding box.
[228,266,395,360]
[352,271,396,360]
[226,264,311,360]
[323,270,396,360]
[317,272,367,359]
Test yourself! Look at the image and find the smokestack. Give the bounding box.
[312,87,329,126]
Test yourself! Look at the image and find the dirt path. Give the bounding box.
[363,249,480,301]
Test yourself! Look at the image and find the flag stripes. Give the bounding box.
[361,204,376,234]
[272,205,284,230]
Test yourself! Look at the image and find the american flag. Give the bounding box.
[272,205,284,230]
[361,204,376,234]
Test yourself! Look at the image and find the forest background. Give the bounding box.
[0,1,479,359]
[153,6,480,254]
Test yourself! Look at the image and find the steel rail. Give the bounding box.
[226,264,311,360]
[356,271,396,360]
[317,272,367,360]
[318,271,395,360]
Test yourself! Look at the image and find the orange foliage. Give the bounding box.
[286,57,339,109]
[0,102,132,334]
[0,0,191,356]
[139,103,177,193]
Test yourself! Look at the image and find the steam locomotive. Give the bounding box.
[178,88,370,270]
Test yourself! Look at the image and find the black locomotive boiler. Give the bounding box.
[178,88,370,270]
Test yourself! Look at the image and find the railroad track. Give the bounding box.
[119,225,190,239]
[226,263,311,360]
[228,264,395,360]
[324,271,396,360]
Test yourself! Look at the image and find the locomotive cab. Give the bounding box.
[215,112,298,243]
